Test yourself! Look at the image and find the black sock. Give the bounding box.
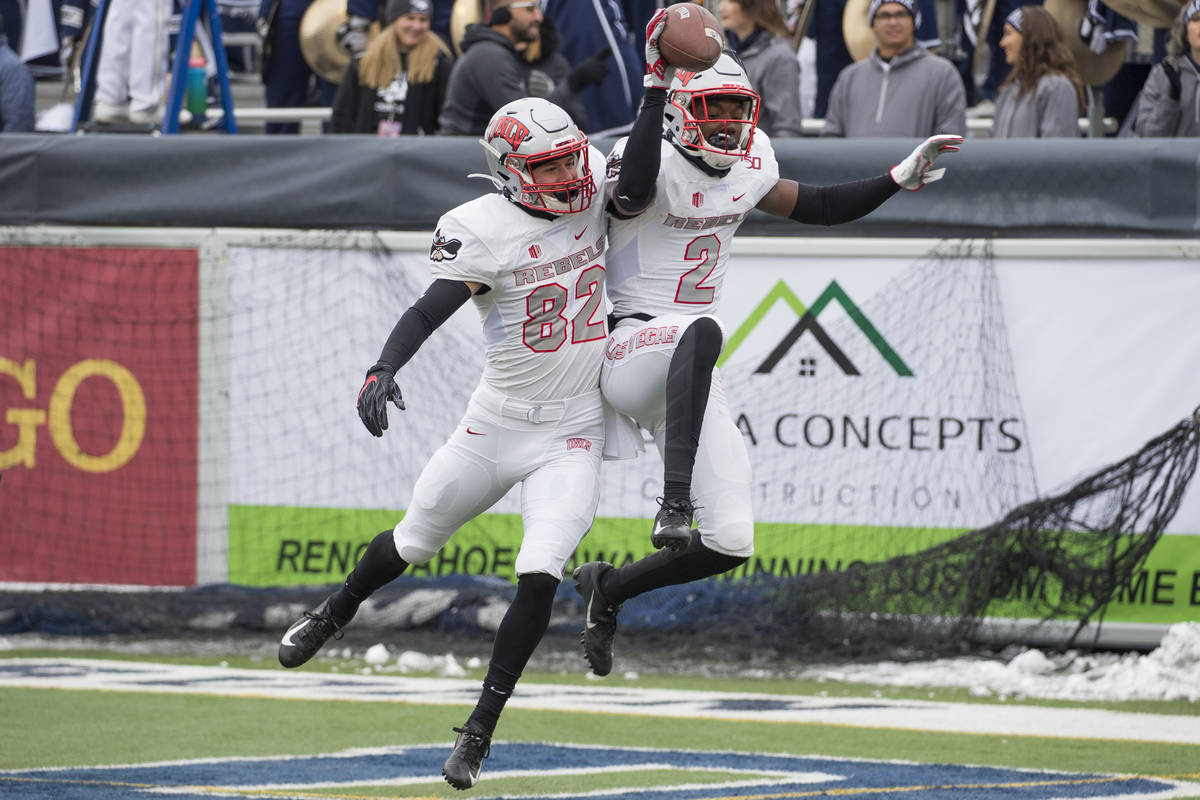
[327,529,408,623]
[466,660,520,736]
[663,318,723,505]
[601,533,746,603]
[466,572,558,734]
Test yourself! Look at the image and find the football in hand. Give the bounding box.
[657,3,725,72]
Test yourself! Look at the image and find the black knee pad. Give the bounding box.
[681,317,724,364]
[514,572,560,607]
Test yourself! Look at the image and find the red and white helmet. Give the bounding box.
[478,97,596,214]
[664,53,760,170]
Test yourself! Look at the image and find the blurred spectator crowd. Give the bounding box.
[1,0,1197,136]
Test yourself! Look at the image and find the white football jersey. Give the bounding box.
[606,132,780,319]
[429,146,610,402]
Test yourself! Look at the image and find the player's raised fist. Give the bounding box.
[657,3,724,72]
[644,8,674,89]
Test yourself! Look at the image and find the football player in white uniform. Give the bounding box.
[572,17,962,677]
[275,96,659,790]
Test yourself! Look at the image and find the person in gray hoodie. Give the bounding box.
[718,0,805,136]
[437,0,556,134]
[821,0,965,137]
[437,0,609,135]
[992,6,1085,138]
[1135,0,1200,137]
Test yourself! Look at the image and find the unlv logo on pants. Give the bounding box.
[692,192,704,208]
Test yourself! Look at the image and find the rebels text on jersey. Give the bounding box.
[429,146,610,402]
[605,132,780,320]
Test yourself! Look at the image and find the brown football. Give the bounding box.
[657,3,725,73]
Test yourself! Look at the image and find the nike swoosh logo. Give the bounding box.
[586,594,597,629]
[466,427,486,435]
[574,227,588,240]
[280,618,307,647]
[733,193,746,202]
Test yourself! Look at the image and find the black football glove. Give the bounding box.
[568,47,612,93]
[356,362,405,437]
[1162,59,1182,102]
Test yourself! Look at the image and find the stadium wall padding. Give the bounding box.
[2,230,1198,649]
[1,135,1198,235]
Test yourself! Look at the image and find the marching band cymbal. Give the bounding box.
[1098,0,1183,29]
[842,0,875,61]
[1045,0,1128,87]
[300,0,381,85]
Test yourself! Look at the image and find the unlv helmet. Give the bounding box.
[664,53,760,170]
[478,97,596,214]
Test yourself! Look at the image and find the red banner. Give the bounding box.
[0,247,199,585]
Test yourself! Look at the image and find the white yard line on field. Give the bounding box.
[0,658,1197,746]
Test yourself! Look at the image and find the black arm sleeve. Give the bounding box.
[611,88,669,216]
[788,173,900,227]
[376,278,473,371]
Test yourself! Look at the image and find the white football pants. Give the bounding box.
[600,314,754,558]
[96,0,173,112]
[392,382,604,579]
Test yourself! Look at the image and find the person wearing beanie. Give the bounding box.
[822,0,965,137]
[330,0,454,134]
[991,5,1085,138]
[1135,0,1200,137]
[338,0,455,59]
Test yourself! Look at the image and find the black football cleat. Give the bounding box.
[651,497,694,551]
[573,561,621,677]
[277,596,347,669]
[442,724,491,790]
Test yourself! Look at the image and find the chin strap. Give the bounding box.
[467,173,504,191]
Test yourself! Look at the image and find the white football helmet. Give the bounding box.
[664,53,761,170]
[478,97,596,214]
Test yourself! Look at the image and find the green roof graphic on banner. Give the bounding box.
[720,280,913,376]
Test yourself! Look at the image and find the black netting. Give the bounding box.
[717,406,1200,656]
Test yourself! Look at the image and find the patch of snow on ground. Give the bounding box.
[801,623,1200,702]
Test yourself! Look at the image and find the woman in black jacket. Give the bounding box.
[330,0,453,135]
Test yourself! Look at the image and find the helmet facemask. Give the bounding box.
[502,138,596,214]
[675,91,757,168]
[478,98,597,215]
[664,54,761,171]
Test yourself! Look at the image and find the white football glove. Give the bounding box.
[643,8,676,90]
[890,134,963,191]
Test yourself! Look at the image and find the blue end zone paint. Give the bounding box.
[0,744,1176,799]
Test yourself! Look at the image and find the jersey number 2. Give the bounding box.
[522,265,606,352]
[675,234,720,305]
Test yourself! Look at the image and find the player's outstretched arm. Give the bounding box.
[356,278,476,437]
[610,9,674,218]
[756,134,962,225]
